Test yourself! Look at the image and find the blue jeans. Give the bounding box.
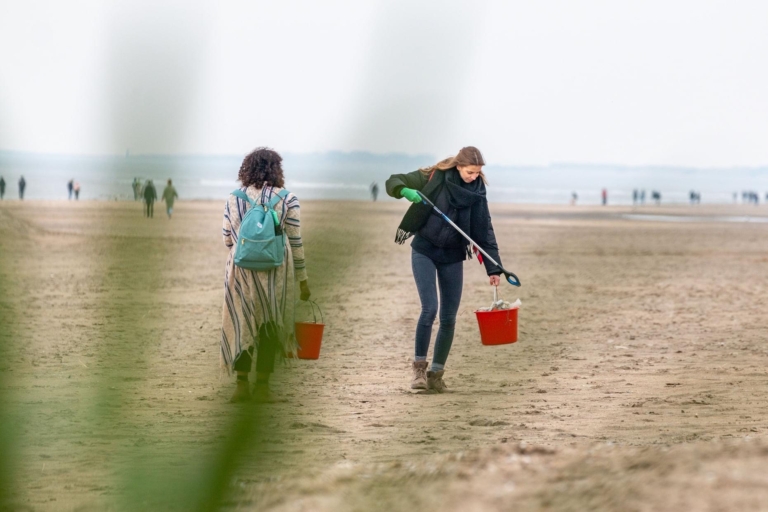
[411,250,463,367]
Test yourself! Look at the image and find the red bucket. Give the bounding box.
[294,300,325,359]
[475,307,518,346]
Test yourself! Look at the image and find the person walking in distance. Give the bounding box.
[68,179,74,200]
[73,182,80,200]
[0,176,5,200]
[161,179,178,219]
[133,178,141,201]
[370,182,379,201]
[221,147,311,403]
[143,179,157,218]
[601,188,607,206]
[18,176,26,200]
[386,146,506,392]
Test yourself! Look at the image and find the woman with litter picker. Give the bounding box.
[386,146,504,392]
[221,147,311,403]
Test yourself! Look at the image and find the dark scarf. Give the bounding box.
[395,168,490,252]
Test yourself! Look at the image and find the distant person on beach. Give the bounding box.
[370,181,379,201]
[222,147,311,403]
[601,188,607,206]
[161,179,178,218]
[689,190,701,205]
[0,176,5,199]
[640,190,646,204]
[68,179,74,200]
[740,191,759,204]
[132,178,141,201]
[18,176,26,200]
[571,191,578,205]
[386,146,505,393]
[73,182,80,200]
[632,189,638,205]
[143,179,157,218]
[652,190,661,205]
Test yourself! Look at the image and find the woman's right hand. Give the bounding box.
[400,187,422,203]
[299,280,311,301]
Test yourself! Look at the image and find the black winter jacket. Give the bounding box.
[386,168,502,275]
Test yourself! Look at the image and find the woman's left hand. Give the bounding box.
[489,275,500,286]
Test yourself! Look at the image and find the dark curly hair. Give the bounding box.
[238,147,285,188]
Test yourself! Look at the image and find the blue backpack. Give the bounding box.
[231,188,290,271]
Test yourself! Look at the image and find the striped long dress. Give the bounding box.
[220,184,307,374]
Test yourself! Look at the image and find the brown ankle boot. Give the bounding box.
[251,383,271,403]
[427,370,447,393]
[229,380,251,403]
[252,382,284,403]
[411,361,428,389]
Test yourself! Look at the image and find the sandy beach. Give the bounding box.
[1,199,768,511]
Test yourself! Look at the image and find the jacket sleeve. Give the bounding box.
[223,198,234,249]
[480,219,503,276]
[385,170,428,199]
[283,193,308,282]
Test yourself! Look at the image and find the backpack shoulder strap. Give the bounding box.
[267,189,290,209]
[231,189,257,207]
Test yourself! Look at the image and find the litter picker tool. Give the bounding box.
[417,190,521,287]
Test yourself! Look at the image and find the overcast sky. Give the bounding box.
[1,0,767,166]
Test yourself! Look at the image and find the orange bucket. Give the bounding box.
[475,308,518,345]
[294,300,325,359]
[475,288,518,345]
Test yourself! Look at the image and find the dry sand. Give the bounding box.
[1,199,768,511]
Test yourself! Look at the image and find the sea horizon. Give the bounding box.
[1,150,767,205]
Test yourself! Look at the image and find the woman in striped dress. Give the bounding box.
[221,148,310,403]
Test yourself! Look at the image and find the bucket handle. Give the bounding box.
[492,287,516,325]
[296,299,324,324]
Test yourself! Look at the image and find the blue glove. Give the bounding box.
[400,187,422,203]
